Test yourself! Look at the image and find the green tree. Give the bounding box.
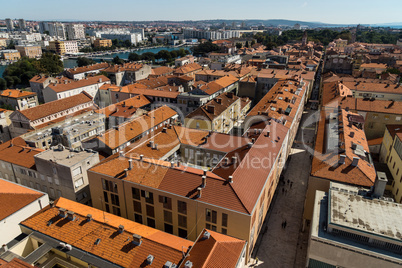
[251,40,256,46]
[245,41,249,48]
[141,52,156,62]
[169,50,177,59]
[112,56,124,65]
[11,76,21,86]
[177,48,186,57]
[0,78,7,91]
[77,57,96,67]
[235,43,242,49]
[38,53,64,75]
[4,76,14,88]
[128,52,140,61]
[191,41,220,56]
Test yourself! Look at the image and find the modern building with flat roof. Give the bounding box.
[307,182,402,268]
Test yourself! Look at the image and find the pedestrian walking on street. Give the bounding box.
[290,182,293,188]
[284,221,287,228]
[282,188,285,194]
[255,257,259,265]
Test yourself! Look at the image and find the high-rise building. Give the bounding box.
[18,18,26,30]
[5,18,14,31]
[66,23,85,40]
[48,22,66,39]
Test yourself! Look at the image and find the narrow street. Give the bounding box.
[248,109,317,268]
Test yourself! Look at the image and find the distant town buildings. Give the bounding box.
[66,23,85,40]
[183,28,240,40]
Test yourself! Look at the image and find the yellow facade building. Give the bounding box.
[15,45,42,58]
[94,38,112,47]
[0,49,21,61]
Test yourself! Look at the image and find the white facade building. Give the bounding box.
[48,22,66,40]
[0,178,49,246]
[5,18,14,31]
[66,24,85,40]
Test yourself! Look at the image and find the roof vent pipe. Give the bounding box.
[128,159,133,170]
[197,187,202,198]
[352,157,359,167]
[228,176,233,183]
[202,175,207,188]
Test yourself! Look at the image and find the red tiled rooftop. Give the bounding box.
[0,178,45,221]
[20,197,193,268]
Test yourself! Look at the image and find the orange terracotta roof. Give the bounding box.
[0,137,44,169]
[47,75,109,93]
[173,63,202,75]
[0,258,33,267]
[137,76,169,89]
[0,178,45,221]
[29,75,51,83]
[247,79,308,128]
[20,197,193,268]
[113,84,180,99]
[96,95,150,118]
[186,92,240,121]
[342,81,402,94]
[18,92,93,121]
[96,106,177,150]
[150,66,173,76]
[0,89,36,99]
[183,229,246,268]
[103,62,144,73]
[368,137,383,146]
[311,110,376,187]
[66,62,109,75]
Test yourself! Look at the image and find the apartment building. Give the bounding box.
[303,108,377,229]
[321,81,402,140]
[183,29,240,40]
[175,55,195,67]
[307,182,401,268]
[34,146,99,205]
[47,22,66,39]
[379,125,402,163]
[96,94,150,129]
[255,68,315,102]
[88,119,289,261]
[5,18,14,31]
[64,62,109,80]
[245,79,308,156]
[0,89,38,110]
[173,62,203,78]
[0,198,246,267]
[103,62,152,86]
[21,111,106,150]
[0,49,21,61]
[93,38,112,47]
[9,92,96,137]
[83,105,178,156]
[190,74,239,99]
[29,75,73,103]
[48,40,79,55]
[15,45,42,58]
[0,178,49,246]
[66,23,85,40]
[43,75,110,103]
[185,92,243,133]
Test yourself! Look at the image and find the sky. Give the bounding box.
[1,0,402,25]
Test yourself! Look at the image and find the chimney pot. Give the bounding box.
[67,211,75,221]
[124,168,129,177]
[228,175,233,183]
[86,214,92,222]
[128,159,133,170]
[338,154,346,165]
[118,225,124,233]
[202,175,207,188]
[59,208,67,218]
[140,154,144,161]
[352,157,359,167]
[197,187,202,198]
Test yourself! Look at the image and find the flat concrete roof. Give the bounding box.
[329,183,402,241]
[34,147,98,167]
